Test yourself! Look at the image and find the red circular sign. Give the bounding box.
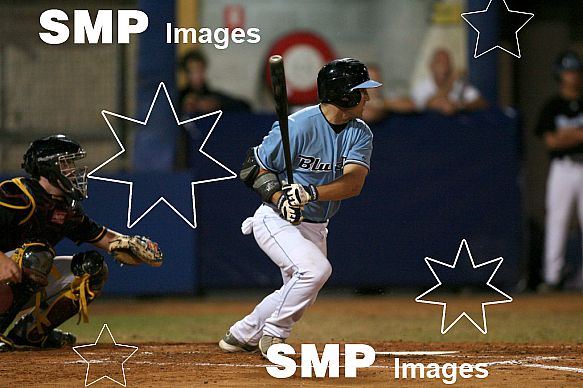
[266,31,335,105]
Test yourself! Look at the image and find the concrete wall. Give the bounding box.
[0,1,137,173]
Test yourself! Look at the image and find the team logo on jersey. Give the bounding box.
[297,155,346,172]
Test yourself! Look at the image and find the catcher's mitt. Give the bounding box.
[108,235,163,267]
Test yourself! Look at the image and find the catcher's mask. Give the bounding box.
[22,134,88,202]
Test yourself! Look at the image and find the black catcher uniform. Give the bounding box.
[0,135,108,351]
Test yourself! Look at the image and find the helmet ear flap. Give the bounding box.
[333,89,361,108]
[344,90,362,108]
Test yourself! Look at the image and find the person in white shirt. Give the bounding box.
[412,48,487,115]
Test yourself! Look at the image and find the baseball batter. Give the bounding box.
[219,58,381,356]
[536,51,583,289]
[0,134,163,352]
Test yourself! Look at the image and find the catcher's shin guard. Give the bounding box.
[8,251,107,347]
[0,243,54,334]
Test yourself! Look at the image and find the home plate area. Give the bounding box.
[1,342,581,387]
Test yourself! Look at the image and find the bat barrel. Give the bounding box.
[269,55,294,184]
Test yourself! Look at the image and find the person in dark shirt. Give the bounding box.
[179,49,251,115]
[0,134,162,352]
[535,50,583,290]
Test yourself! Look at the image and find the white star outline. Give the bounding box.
[87,82,237,229]
[461,0,534,58]
[415,239,513,334]
[72,323,139,387]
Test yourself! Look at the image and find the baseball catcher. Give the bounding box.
[219,58,381,357]
[0,134,163,352]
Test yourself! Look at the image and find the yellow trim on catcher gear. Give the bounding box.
[33,290,51,336]
[0,178,37,225]
[87,227,107,243]
[27,273,96,340]
[0,178,31,210]
[0,334,15,349]
[12,178,37,225]
[11,242,56,268]
[64,274,95,324]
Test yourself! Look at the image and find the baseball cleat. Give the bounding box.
[259,335,286,358]
[219,331,259,353]
[0,335,15,352]
[7,328,76,350]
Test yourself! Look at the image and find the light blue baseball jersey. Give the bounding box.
[254,105,373,222]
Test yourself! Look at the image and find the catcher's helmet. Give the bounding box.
[22,134,88,201]
[317,58,382,108]
[554,50,582,80]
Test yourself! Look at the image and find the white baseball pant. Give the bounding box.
[543,158,583,285]
[229,204,331,344]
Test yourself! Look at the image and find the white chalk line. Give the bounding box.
[168,359,583,374]
[63,355,583,374]
[375,351,458,356]
[187,358,583,374]
[483,359,583,374]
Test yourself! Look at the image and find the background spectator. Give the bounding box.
[179,49,251,115]
[412,48,487,115]
[362,64,416,123]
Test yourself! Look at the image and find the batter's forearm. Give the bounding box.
[316,173,365,201]
[271,175,362,204]
[271,191,283,205]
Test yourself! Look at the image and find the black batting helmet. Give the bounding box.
[554,50,582,81]
[22,134,88,201]
[317,58,382,108]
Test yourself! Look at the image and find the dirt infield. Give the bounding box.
[1,294,582,386]
[2,342,582,387]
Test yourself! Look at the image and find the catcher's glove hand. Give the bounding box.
[108,235,163,267]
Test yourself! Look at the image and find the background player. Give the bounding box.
[219,58,381,356]
[536,51,583,290]
[0,134,162,352]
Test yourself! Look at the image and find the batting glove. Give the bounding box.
[282,183,319,206]
[277,195,303,225]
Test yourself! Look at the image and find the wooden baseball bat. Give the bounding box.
[269,55,294,185]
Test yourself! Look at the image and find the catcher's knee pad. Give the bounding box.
[69,250,108,306]
[15,242,56,288]
[71,250,108,294]
[0,243,55,333]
